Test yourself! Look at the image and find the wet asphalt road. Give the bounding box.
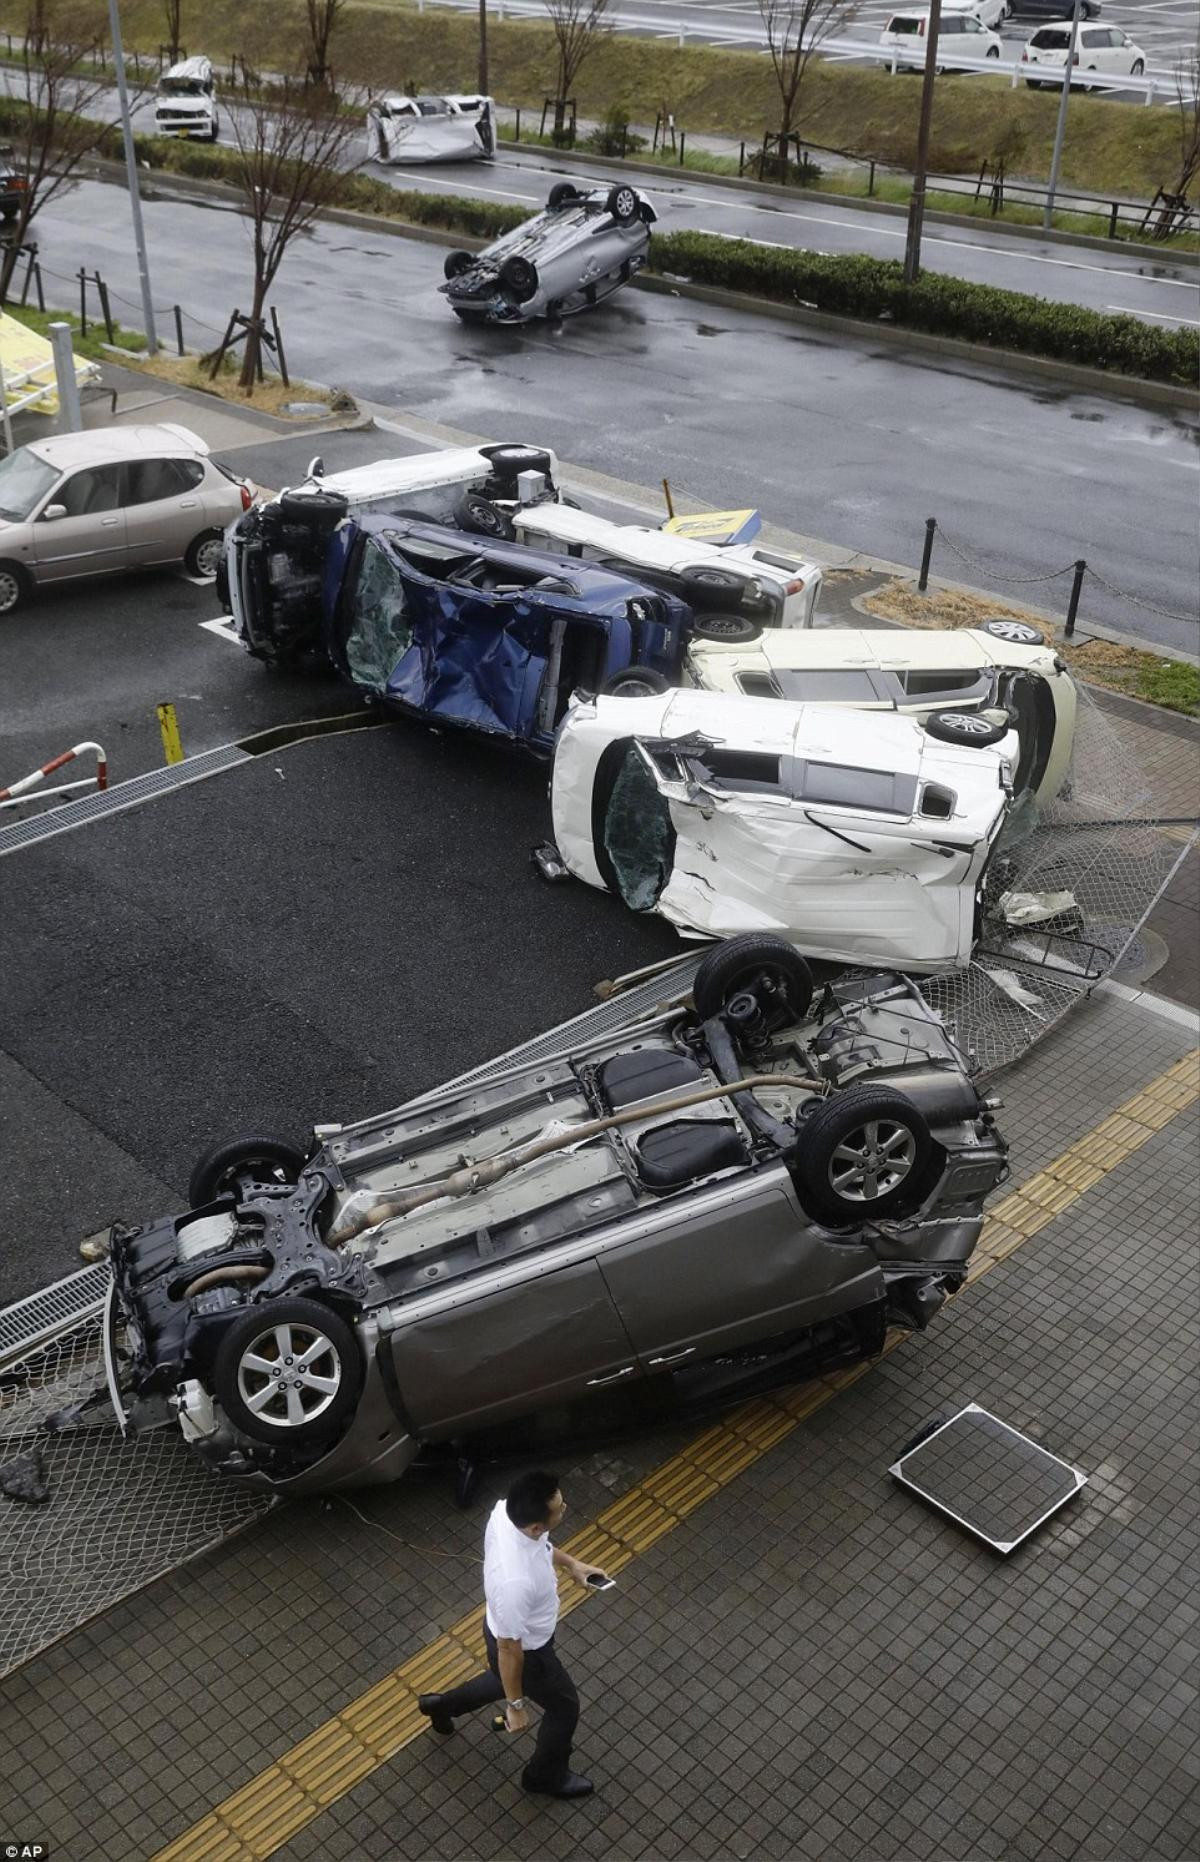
[35,178,1200,655]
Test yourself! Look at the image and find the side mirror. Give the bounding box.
[41,503,66,521]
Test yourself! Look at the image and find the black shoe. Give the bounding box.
[417,1693,455,1737]
[522,1769,594,1800]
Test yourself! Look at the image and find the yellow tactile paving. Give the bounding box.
[154,1049,1199,1862]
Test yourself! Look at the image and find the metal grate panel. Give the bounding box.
[890,1404,1087,1553]
[0,744,251,858]
[0,1264,111,1366]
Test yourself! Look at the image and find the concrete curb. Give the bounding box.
[500,139,1200,270]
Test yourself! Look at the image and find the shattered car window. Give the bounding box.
[603,743,674,910]
[343,538,414,690]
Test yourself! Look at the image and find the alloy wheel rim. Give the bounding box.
[829,1120,916,1201]
[237,1322,341,1428]
[0,571,20,611]
[942,713,992,734]
[195,537,223,576]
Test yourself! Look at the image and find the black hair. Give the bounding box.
[506,1470,561,1529]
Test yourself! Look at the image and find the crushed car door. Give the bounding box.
[385,1259,641,1436]
[384,549,550,736]
[598,1165,882,1370]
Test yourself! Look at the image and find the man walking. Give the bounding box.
[418,1469,608,1800]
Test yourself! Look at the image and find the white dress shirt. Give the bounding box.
[483,1497,559,1650]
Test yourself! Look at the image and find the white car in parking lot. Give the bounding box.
[509,500,823,630]
[880,6,1004,68]
[548,687,1020,971]
[1022,21,1146,85]
[684,618,1076,808]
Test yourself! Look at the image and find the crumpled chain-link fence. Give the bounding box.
[0,1312,272,1677]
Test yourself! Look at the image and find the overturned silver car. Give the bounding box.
[441,181,656,323]
[105,938,1007,1496]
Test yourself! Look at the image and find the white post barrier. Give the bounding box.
[47,322,82,434]
[0,742,109,810]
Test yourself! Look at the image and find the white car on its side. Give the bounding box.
[1022,22,1146,86]
[367,93,495,163]
[509,500,823,631]
[683,619,1076,808]
[548,687,1020,972]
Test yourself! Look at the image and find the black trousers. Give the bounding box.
[438,1623,580,1787]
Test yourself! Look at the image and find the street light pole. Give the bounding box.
[1043,0,1083,230]
[106,0,158,354]
[902,0,942,285]
[479,0,489,96]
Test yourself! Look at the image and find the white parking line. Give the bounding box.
[1107,303,1200,326]
[199,618,241,645]
[375,168,538,203]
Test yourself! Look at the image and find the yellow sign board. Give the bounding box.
[0,310,95,417]
[664,509,762,546]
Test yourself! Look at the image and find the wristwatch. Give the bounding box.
[506,1697,527,1711]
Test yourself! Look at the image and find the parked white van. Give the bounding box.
[154,56,219,141]
[879,7,1004,69]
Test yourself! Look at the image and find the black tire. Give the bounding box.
[444,248,474,280]
[0,558,32,616]
[979,616,1044,647]
[214,549,230,612]
[184,528,225,578]
[1130,59,1144,76]
[599,667,670,698]
[924,709,1009,748]
[678,564,755,611]
[499,254,538,302]
[459,492,515,540]
[797,1086,932,1226]
[986,44,1000,57]
[212,1296,363,1448]
[689,612,762,644]
[277,488,349,534]
[548,181,581,210]
[188,1133,308,1208]
[606,183,639,224]
[693,933,813,1026]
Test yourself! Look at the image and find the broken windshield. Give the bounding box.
[599,742,674,910]
[342,537,413,690]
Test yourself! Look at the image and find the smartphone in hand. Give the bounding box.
[585,1572,616,1590]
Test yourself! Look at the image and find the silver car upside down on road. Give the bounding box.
[105,937,1008,1497]
[441,182,656,324]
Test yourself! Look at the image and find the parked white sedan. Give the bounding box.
[1022,22,1146,86]
[684,619,1076,808]
[548,688,1020,972]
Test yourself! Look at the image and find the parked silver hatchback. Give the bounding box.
[0,423,253,614]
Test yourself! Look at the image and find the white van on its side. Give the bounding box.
[154,56,219,141]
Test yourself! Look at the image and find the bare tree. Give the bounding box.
[221,80,361,389]
[0,10,141,303]
[756,0,851,172]
[304,0,346,89]
[162,0,182,64]
[542,0,610,139]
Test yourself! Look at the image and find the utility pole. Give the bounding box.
[1043,0,1083,230]
[479,0,489,96]
[903,0,942,284]
[106,0,158,354]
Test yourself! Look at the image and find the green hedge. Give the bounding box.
[650,231,1197,385]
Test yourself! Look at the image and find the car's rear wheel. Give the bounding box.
[185,529,225,578]
[924,709,1009,748]
[188,1134,308,1208]
[693,933,813,1026]
[459,492,515,540]
[678,564,755,611]
[979,616,1044,646]
[599,667,671,698]
[797,1086,932,1225]
[607,184,639,224]
[444,248,474,279]
[0,560,31,616]
[277,488,350,534]
[690,612,762,644]
[548,181,582,210]
[213,1297,363,1447]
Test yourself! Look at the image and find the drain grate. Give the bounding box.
[0,744,251,858]
[890,1405,1087,1553]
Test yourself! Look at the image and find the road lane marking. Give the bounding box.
[1106,303,1200,326]
[374,167,537,203]
[199,618,241,645]
[152,1048,1200,1862]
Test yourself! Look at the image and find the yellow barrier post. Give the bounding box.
[157,703,184,766]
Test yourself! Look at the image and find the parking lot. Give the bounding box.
[0,365,1197,1862]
